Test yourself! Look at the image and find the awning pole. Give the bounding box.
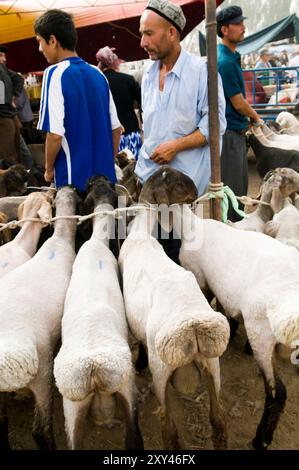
[205,0,222,221]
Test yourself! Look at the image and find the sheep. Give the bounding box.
[0,186,78,450]
[261,123,299,148]
[248,133,299,178]
[173,211,299,450]
[115,149,135,169]
[145,167,299,450]
[276,111,299,135]
[227,170,281,232]
[0,196,27,221]
[251,125,299,151]
[0,164,28,197]
[264,197,299,250]
[0,191,53,279]
[118,206,230,450]
[0,211,11,245]
[119,161,141,202]
[54,176,143,450]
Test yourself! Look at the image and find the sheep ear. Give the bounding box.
[17,201,25,220]
[37,201,52,225]
[270,188,284,213]
[45,188,56,203]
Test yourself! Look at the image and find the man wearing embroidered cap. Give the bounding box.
[136,0,226,196]
[217,5,261,222]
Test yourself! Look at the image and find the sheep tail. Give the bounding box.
[267,305,299,347]
[0,337,38,391]
[155,310,230,368]
[54,348,132,401]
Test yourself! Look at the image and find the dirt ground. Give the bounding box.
[6,159,299,451]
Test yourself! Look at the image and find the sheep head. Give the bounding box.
[139,166,198,205]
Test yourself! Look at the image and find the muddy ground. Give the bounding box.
[6,159,299,451]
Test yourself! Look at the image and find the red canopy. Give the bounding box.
[0,0,224,72]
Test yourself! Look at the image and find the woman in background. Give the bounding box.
[96,46,142,159]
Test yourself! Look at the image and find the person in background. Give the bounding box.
[288,47,299,84]
[0,44,24,167]
[255,49,272,86]
[280,50,289,67]
[217,5,261,222]
[96,46,142,160]
[34,9,122,191]
[15,85,35,169]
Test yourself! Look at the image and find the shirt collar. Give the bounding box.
[146,48,188,79]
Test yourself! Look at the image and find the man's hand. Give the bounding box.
[150,141,177,165]
[44,168,54,183]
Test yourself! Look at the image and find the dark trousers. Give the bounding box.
[220,129,248,222]
[0,116,21,164]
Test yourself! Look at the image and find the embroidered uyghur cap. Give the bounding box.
[216,5,247,26]
[96,46,123,70]
[145,0,186,33]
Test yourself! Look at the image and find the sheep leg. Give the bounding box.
[116,378,144,450]
[244,316,287,450]
[199,357,227,450]
[63,395,93,449]
[216,299,238,340]
[30,369,56,450]
[150,360,179,450]
[159,379,181,450]
[0,392,9,450]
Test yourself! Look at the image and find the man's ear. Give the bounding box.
[49,34,59,48]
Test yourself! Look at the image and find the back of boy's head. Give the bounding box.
[34,9,77,51]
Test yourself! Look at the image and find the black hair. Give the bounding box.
[217,23,224,38]
[34,9,77,51]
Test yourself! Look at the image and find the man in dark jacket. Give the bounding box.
[0,45,24,165]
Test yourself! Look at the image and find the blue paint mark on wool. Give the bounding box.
[0,261,8,268]
[98,260,104,270]
[48,250,55,260]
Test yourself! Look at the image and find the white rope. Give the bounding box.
[0,217,46,232]
[26,186,57,191]
[0,204,156,232]
[191,192,270,208]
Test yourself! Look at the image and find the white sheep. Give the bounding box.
[265,198,299,250]
[54,176,143,450]
[251,125,299,151]
[176,204,299,450]
[0,191,53,279]
[227,171,281,232]
[119,208,230,450]
[276,111,299,135]
[0,186,78,450]
[261,123,299,146]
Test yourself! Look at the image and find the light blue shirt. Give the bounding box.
[135,48,226,196]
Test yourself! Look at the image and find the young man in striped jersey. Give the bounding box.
[34,9,122,191]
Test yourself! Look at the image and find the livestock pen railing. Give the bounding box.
[243,65,299,121]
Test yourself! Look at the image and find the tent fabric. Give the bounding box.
[0,0,224,72]
[237,14,299,55]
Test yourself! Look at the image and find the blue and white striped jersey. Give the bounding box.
[38,56,117,191]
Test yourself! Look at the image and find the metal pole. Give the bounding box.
[205,0,222,221]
